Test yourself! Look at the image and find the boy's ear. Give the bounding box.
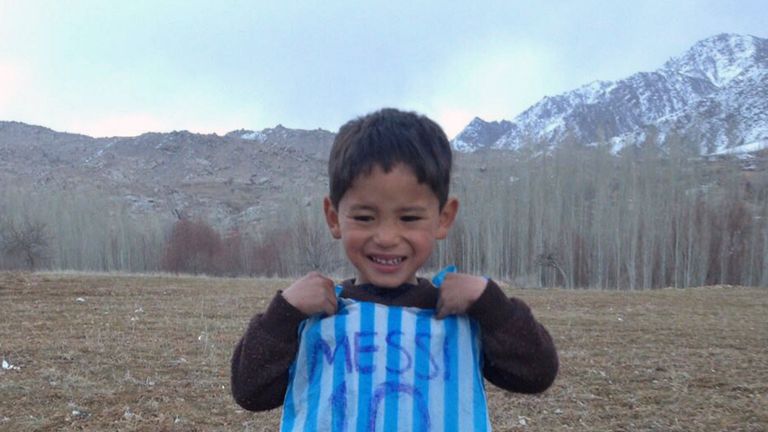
[323,196,342,239]
[436,197,459,239]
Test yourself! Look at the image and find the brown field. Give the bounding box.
[0,272,766,431]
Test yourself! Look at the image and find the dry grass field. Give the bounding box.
[0,271,766,431]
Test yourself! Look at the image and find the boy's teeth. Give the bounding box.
[371,256,402,265]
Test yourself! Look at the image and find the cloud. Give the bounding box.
[432,107,477,140]
[0,61,31,112]
[3,1,766,138]
[63,110,258,138]
[419,41,562,137]
[65,113,170,138]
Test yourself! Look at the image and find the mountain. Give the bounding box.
[453,33,768,156]
[3,33,765,231]
[0,121,335,228]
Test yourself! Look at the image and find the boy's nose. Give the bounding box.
[373,224,399,247]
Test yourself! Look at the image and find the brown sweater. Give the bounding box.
[231,278,558,411]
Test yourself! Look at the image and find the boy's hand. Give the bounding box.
[436,273,487,319]
[281,272,337,316]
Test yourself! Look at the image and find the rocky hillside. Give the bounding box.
[0,121,334,228]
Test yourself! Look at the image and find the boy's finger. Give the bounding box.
[323,295,338,315]
[320,274,335,286]
[323,276,336,290]
[435,298,447,319]
[308,271,333,285]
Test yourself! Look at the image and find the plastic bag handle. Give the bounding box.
[431,265,457,288]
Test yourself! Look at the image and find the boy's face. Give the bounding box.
[324,163,458,288]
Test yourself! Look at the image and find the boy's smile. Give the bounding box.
[324,163,458,288]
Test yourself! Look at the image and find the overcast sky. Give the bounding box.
[1,1,766,139]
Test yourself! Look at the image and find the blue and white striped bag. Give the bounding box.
[280,267,491,431]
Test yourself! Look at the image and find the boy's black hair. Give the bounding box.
[328,108,452,209]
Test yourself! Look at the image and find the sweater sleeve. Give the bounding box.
[230,292,308,411]
[466,279,559,393]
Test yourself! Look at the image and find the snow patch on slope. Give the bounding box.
[241,131,267,143]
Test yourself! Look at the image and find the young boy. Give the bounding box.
[231,108,558,430]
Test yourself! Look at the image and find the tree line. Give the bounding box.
[441,142,767,289]
[0,187,165,273]
[1,143,766,289]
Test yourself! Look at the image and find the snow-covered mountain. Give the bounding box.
[453,33,768,155]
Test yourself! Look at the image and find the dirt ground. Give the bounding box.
[0,272,765,431]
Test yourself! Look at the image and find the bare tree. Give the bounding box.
[0,218,52,270]
[161,219,222,275]
[536,251,569,288]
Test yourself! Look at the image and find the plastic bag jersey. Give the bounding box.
[280,271,491,431]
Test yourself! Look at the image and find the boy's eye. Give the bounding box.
[352,215,374,222]
[401,215,422,222]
